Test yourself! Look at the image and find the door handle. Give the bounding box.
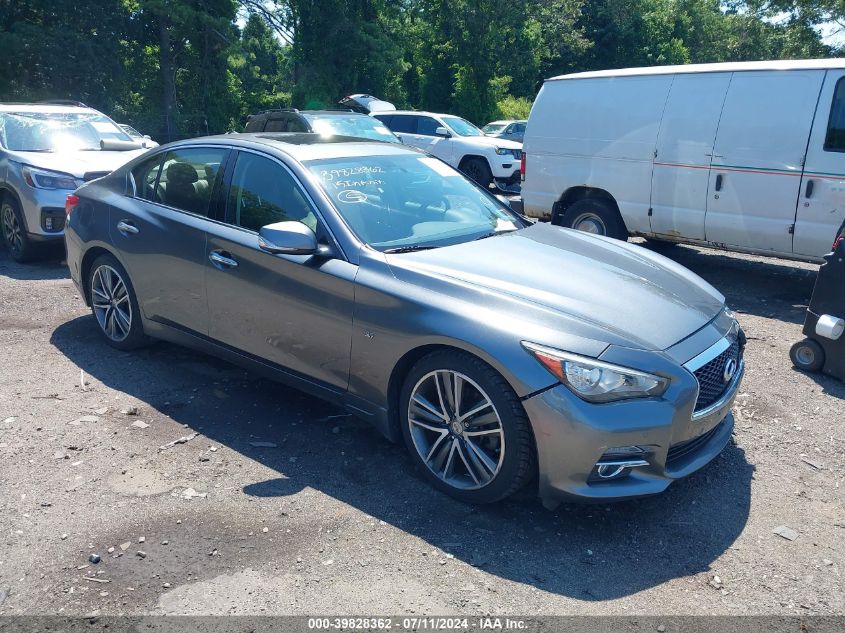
[116,220,139,235]
[209,251,238,269]
[715,174,723,192]
[805,179,815,199]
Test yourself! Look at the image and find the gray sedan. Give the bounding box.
[63,133,745,508]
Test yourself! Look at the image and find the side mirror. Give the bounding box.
[435,126,451,138]
[258,221,317,256]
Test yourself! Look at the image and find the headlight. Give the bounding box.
[22,165,79,190]
[495,147,521,159]
[523,342,669,403]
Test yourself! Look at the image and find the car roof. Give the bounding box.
[378,110,456,118]
[0,104,103,115]
[181,132,421,161]
[548,58,845,81]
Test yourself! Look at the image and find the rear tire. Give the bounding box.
[399,350,535,504]
[87,253,149,351]
[790,339,825,373]
[560,198,628,241]
[1,196,39,262]
[461,158,493,189]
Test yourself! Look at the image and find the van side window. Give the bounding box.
[825,78,845,152]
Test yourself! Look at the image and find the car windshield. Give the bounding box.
[306,154,525,252]
[303,114,400,144]
[0,111,134,152]
[442,116,483,137]
[482,123,506,134]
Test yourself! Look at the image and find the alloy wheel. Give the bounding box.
[91,265,132,342]
[407,370,505,490]
[2,204,23,255]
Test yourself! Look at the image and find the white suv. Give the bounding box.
[0,103,147,261]
[373,111,522,192]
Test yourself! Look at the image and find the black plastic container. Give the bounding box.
[790,221,845,381]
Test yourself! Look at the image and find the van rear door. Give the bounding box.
[794,70,845,259]
[650,72,731,241]
[705,70,824,254]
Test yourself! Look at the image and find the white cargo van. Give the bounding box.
[521,59,845,262]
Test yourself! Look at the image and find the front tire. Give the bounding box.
[88,254,149,350]
[399,350,535,504]
[790,339,825,372]
[1,197,38,262]
[560,198,628,241]
[461,158,493,189]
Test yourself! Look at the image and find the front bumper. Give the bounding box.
[17,184,71,240]
[523,355,743,509]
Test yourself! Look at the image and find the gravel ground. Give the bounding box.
[0,239,842,617]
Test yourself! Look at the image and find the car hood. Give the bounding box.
[8,149,147,178]
[462,134,521,149]
[385,223,724,351]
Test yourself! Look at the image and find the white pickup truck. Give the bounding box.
[373,111,523,192]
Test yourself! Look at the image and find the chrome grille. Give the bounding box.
[693,340,741,411]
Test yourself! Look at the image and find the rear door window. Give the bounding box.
[263,117,289,133]
[157,147,228,216]
[386,115,418,134]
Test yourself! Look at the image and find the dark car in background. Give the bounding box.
[244,109,401,144]
[64,132,744,508]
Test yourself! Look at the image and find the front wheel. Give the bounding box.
[461,158,493,190]
[790,338,825,372]
[1,197,38,262]
[560,198,628,241]
[399,350,535,504]
[88,254,149,350]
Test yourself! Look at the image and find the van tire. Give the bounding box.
[560,198,627,241]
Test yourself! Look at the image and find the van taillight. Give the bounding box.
[65,194,79,217]
[520,152,526,181]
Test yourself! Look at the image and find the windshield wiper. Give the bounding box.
[474,229,516,241]
[383,245,440,254]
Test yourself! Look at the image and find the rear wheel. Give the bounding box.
[1,197,38,262]
[399,350,535,504]
[88,254,149,350]
[790,339,825,372]
[461,158,493,189]
[560,198,627,241]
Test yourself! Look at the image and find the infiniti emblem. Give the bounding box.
[723,358,738,384]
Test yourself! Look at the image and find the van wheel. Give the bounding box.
[790,339,825,373]
[560,198,627,241]
[461,158,493,189]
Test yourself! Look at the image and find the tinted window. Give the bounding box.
[385,115,417,134]
[514,122,526,133]
[131,154,164,202]
[263,117,288,133]
[244,116,264,133]
[287,117,309,133]
[157,147,227,216]
[825,78,845,152]
[227,152,317,232]
[416,116,440,136]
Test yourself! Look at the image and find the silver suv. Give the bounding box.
[0,103,147,261]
